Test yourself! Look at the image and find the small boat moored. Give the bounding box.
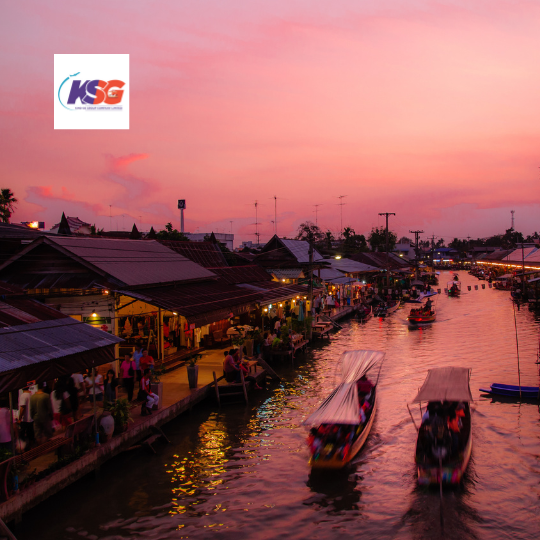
[305,350,385,469]
[479,383,539,399]
[409,367,474,486]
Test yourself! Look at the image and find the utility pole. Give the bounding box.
[430,234,436,271]
[338,196,346,238]
[409,229,424,281]
[229,221,233,234]
[308,230,314,340]
[511,210,515,230]
[379,212,395,287]
[254,201,260,244]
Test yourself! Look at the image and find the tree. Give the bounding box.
[435,238,445,248]
[0,188,17,223]
[526,231,539,242]
[296,221,324,244]
[156,222,189,241]
[342,227,368,253]
[368,226,397,252]
[323,230,335,249]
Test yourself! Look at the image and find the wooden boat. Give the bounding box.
[375,301,399,317]
[447,281,461,297]
[479,383,539,399]
[306,350,385,469]
[410,367,473,486]
[407,306,436,324]
[356,304,372,322]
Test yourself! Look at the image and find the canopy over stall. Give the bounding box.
[412,367,473,403]
[304,350,385,426]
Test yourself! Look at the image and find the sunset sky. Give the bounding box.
[2,0,539,245]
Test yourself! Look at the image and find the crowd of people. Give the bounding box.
[0,346,161,453]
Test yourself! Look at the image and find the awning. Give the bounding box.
[0,318,123,394]
[304,350,385,425]
[116,281,261,326]
[412,367,473,403]
[268,269,305,280]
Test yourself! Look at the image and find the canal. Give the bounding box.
[17,271,540,540]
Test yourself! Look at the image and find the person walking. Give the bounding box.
[120,354,136,401]
[103,369,118,406]
[18,386,35,449]
[30,383,53,443]
[132,345,143,381]
[139,369,158,416]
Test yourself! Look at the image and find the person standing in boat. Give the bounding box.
[425,298,433,312]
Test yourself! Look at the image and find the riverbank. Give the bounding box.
[0,347,268,524]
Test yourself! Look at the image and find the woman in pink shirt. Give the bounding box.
[120,354,135,401]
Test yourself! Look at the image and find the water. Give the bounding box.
[17,272,540,540]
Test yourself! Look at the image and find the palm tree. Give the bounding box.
[0,189,17,223]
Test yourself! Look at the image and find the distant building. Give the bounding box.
[49,216,92,235]
[186,232,234,250]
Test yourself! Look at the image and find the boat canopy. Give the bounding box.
[412,367,473,403]
[304,350,385,426]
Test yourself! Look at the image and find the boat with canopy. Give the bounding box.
[447,281,461,297]
[408,367,473,485]
[407,295,436,324]
[305,349,385,469]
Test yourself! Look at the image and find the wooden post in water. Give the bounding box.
[512,301,522,400]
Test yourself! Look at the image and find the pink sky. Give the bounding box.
[1,0,539,246]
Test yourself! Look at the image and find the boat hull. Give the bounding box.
[417,430,473,486]
[480,383,539,399]
[309,398,377,470]
[407,313,436,324]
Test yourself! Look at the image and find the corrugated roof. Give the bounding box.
[211,265,272,284]
[159,241,228,269]
[0,237,216,288]
[0,299,67,328]
[318,268,347,281]
[523,249,540,263]
[279,238,324,263]
[506,247,537,262]
[329,258,378,273]
[0,318,122,373]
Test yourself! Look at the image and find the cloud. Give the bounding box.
[25,185,104,214]
[102,153,157,204]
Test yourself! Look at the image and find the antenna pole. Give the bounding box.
[338,195,346,238]
[313,204,322,227]
[511,209,515,230]
[274,196,277,235]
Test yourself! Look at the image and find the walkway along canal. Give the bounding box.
[12,271,540,540]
